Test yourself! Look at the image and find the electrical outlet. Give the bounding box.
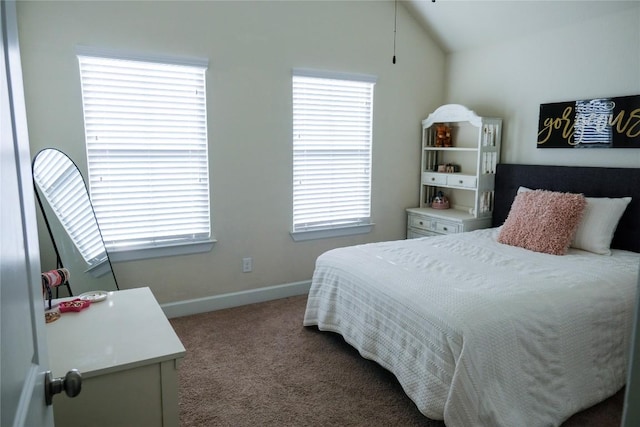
[242,257,252,273]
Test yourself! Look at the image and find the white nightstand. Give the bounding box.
[406,207,492,239]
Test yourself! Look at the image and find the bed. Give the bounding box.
[303,164,640,427]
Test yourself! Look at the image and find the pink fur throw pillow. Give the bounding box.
[497,190,587,255]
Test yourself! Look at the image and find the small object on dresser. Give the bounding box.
[79,290,108,303]
[58,298,91,313]
[45,311,61,323]
[431,191,450,209]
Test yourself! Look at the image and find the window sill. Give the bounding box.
[108,239,216,263]
[290,223,374,242]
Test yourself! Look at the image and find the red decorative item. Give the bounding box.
[58,298,91,313]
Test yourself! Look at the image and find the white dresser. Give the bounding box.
[45,287,186,427]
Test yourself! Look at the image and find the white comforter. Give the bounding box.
[303,228,639,427]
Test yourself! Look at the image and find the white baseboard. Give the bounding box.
[160,280,312,319]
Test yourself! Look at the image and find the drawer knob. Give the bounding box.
[419,221,423,225]
[459,180,463,184]
[443,227,448,231]
[431,177,435,181]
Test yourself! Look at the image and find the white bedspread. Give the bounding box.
[303,228,639,427]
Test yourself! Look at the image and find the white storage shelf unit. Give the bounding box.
[420,104,502,219]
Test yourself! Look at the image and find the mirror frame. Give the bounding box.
[32,148,119,296]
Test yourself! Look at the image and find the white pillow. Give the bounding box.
[517,186,631,255]
[571,196,631,255]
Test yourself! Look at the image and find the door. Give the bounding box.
[1,0,55,425]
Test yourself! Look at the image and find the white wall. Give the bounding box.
[16,1,445,304]
[446,3,640,167]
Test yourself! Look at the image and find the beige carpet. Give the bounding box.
[169,295,624,426]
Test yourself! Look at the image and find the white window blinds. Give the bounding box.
[292,70,375,233]
[77,51,211,251]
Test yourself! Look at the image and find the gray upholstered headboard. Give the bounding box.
[493,164,640,253]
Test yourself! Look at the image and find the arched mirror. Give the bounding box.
[32,148,119,296]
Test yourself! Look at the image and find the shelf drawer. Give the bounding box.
[422,172,447,185]
[447,175,476,188]
[422,172,477,189]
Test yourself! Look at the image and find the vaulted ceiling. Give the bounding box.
[403,0,639,53]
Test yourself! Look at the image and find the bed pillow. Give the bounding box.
[497,190,586,255]
[570,196,631,255]
[517,187,631,255]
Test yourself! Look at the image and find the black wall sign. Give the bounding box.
[537,94,640,148]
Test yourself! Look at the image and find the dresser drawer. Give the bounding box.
[408,214,461,234]
[431,218,460,234]
[446,175,477,188]
[408,214,431,231]
[407,229,438,239]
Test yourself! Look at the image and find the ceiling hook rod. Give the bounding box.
[392,0,398,64]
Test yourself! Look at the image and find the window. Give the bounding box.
[77,47,213,260]
[291,69,376,241]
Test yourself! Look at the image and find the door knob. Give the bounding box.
[45,369,82,405]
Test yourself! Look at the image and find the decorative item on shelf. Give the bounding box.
[435,124,452,147]
[437,163,460,173]
[431,191,450,209]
